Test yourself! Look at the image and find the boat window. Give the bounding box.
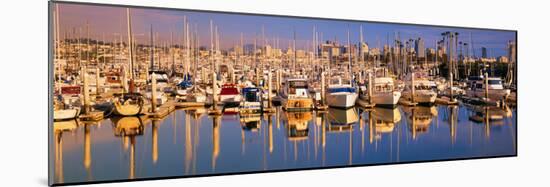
[289,81,307,88]
[376,85,392,92]
[414,85,431,90]
[245,91,258,102]
[476,83,483,89]
[342,79,351,85]
[488,79,502,85]
[330,79,340,85]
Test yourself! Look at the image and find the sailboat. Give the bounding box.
[113,8,150,116]
[53,14,81,121]
[326,29,358,108]
[145,25,169,106]
[359,68,401,107]
[371,76,401,107]
[175,74,193,97]
[326,76,358,108]
[54,85,82,121]
[175,18,193,98]
[401,70,437,105]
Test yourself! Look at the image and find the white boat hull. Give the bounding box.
[113,102,147,116]
[467,89,511,100]
[402,90,437,104]
[220,94,242,104]
[145,92,168,106]
[54,108,80,121]
[175,88,189,96]
[187,94,207,103]
[327,93,358,108]
[371,91,401,107]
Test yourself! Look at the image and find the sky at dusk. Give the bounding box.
[53,2,516,57]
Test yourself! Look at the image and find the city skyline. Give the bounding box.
[56,3,516,57]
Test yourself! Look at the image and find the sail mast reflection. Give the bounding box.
[54,120,78,183]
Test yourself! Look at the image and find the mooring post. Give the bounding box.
[151,73,157,113]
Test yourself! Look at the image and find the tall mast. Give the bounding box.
[185,17,191,77]
[293,28,297,73]
[194,25,199,84]
[262,25,265,72]
[312,26,317,75]
[359,25,364,65]
[149,25,154,70]
[240,32,243,66]
[347,28,352,76]
[126,8,134,80]
[434,39,438,75]
[55,4,60,62]
[170,30,175,73]
[210,19,214,73]
[181,16,189,78]
[254,35,257,69]
[218,25,220,64]
[86,21,90,65]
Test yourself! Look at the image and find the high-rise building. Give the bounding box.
[263,45,272,57]
[415,38,425,58]
[481,47,487,58]
[508,41,516,63]
[233,45,243,55]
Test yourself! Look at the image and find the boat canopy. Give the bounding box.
[220,84,239,95]
[177,74,193,88]
[328,87,356,93]
[287,80,308,88]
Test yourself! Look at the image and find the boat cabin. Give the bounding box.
[467,76,505,90]
[242,87,261,102]
[286,79,309,98]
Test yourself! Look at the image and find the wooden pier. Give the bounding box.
[435,97,459,105]
[398,98,418,107]
[263,107,276,113]
[175,101,206,108]
[356,99,375,108]
[315,104,329,111]
[460,96,501,107]
[79,111,104,121]
[147,101,176,119]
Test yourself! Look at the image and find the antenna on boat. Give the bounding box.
[293,27,297,75]
[150,24,154,71]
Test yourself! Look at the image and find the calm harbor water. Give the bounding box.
[52,104,516,184]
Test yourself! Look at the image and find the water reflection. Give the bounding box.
[53,119,78,184]
[372,107,401,135]
[326,108,358,165]
[52,104,516,184]
[285,111,311,141]
[212,115,221,171]
[403,106,438,139]
[467,104,514,138]
[110,116,145,179]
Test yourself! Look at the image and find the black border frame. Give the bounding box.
[48,1,518,186]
